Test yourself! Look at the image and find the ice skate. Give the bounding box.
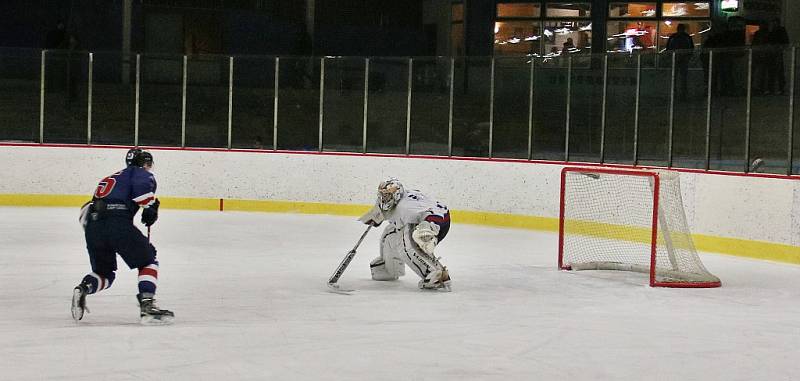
[137,293,174,325]
[71,282,90,321]
[418,268,451,291]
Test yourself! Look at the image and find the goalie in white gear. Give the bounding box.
[359,178,452,290]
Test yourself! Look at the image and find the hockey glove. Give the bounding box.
[358,204,385,227]
[141,199,160,227]
[412,221,440,255]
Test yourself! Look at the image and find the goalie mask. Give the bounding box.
[377,178,404,211]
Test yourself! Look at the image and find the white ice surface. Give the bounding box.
[0,207,798,381]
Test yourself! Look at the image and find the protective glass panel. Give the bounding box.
[794,49,800,175]
[604,54,638,164]
[231,56,275,149]
[410,57,451,156]
[494,21,542,56]
[0,48,40,142]
[43,50,88,144]
[749,47,792,174]
[493,56,532,159]
[451,23,465,57]
[365,58,408,154]
[185,55,229,148]
[637,52,672,166]
[670,49,711,169]
[608,3,656,17]
[277,57,320,151]
[139,53,182,147]
[322,57,365,153]
[708,47,748,172]
[452,57,491,158]
[532,57,568,160]
[91,52,136,145]
[568,54,604,162]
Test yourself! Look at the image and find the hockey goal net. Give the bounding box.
[558,167,721,288]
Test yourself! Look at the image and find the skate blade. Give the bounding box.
[327,283,355,294]
[140,315,174,326]
[71,288,86,321]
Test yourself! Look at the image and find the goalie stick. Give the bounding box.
[327,225,372,293]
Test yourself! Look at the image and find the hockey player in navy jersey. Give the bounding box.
[71,148,174,324]
[359,178,452,291]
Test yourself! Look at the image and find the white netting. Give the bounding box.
[560,168,720,287]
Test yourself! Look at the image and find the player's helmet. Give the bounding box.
[377,178,404,211]
[125,148,153,168]
[126,148,142,166]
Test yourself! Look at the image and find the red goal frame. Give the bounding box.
[558,166,720,288]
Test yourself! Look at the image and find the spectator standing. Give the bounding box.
[766,18,790,95]
[561,38,575,54]
[700,24,725,94]
[720,17,746,96]
[666,23,695,98]
[44,21,66,49]
[751,21,770,95]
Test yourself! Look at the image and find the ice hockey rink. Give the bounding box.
[1,207,798,381]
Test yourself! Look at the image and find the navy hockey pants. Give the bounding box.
[84,216,157,278]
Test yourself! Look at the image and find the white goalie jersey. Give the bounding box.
[361,180,452,290]
[383,189,449,229]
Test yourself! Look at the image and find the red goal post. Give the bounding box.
[558,167,721,288]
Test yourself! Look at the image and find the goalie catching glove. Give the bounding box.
[412,220,440,255]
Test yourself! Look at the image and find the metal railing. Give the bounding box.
[0,46,797,175]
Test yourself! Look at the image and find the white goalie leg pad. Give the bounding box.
[371,224,406,281]
[400,226,451,289]
[399,226,445,280]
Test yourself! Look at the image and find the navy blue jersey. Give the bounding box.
[93,166,157,218]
